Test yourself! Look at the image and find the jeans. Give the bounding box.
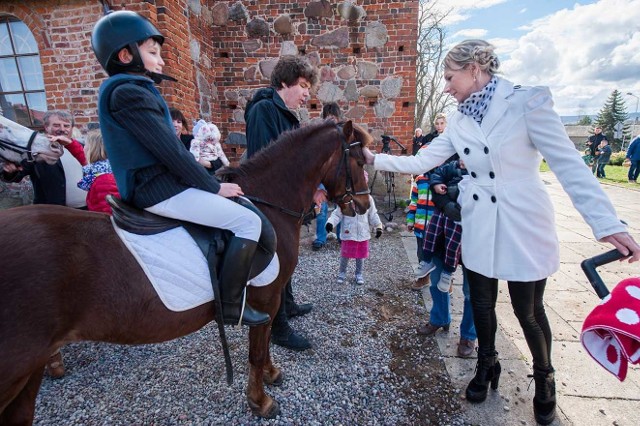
[629,160,640,181]
[314,201,328,244]
[596,162,607,178]
[428,256,477,340]
[460,272,477,341]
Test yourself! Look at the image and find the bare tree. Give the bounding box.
[415,0,454,131]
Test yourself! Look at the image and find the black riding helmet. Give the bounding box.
[91,10,174,82]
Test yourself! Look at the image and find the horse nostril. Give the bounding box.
[51,141,63,153]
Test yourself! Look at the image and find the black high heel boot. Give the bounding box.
[219,237,270,326]
[465,351,501,403]
[530,366,556,425]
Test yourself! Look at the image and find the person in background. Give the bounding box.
[170,107,193,151]
[325,172,382,285]
[362,39,640,425]
[312,102,343,251]
[411,113,449,287]
[587,126,607,175]
[190,120,230,175]
[595,138,612,179]
[412,128,425,155]
[418,158,467,293]
[1,110,87,208]
[406,168,435,289]
[626,134,640,183]
[415,157,477,358]
[77,129,120,214]
[244,55,319,351]
[422,113,447,147]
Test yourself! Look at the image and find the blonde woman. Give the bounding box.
[363,39,640,425]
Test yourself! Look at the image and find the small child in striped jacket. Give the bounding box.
[407,172,435,287]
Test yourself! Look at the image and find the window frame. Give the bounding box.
[0,15,46,129]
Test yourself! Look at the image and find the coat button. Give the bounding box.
[464,147,470,155]
[489,171,495,179]
[491,195,496,203]
[471,171,477,178]
[484,147,489,154]
[473,194,479,201]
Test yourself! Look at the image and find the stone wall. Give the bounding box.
[0,0,419,162]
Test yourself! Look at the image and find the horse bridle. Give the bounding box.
[0,130,39,163]
[331,123,370,206]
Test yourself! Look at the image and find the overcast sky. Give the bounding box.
[431,0,640,117]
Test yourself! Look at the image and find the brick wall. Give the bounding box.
[203,0,419,160]
[0,0,419,162]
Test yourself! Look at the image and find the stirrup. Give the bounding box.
[237,287,248,327]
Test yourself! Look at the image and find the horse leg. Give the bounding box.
[262,339,283,386]
[0,368,44,426]
[246,324,280,419]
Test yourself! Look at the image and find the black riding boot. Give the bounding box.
[531,366,556,425]
[219,237,270,326]
[465,351,501,403]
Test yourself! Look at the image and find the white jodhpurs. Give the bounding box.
[145,188,261,242]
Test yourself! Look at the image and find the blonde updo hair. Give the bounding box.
[444,39,500,75]
[434,113,447,124]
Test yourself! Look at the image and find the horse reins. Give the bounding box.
[243,195,309,221]
[0,130,39,163]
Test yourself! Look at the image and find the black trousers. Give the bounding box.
[272,278,295,331]
[464,267,553,369]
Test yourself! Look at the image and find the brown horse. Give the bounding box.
[0,120,371,424]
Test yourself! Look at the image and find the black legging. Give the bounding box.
[465,267,553,369]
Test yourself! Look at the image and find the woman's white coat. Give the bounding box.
[375,78,625,281]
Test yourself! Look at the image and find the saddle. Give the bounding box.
[106,195,277,280]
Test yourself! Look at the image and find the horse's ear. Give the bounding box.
[342,120,354,140]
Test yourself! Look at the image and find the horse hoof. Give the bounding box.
[248,398,280,419]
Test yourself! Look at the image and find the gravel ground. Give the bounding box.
[34,211,469,425]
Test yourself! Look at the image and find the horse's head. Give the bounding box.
[0,115,63,166]
[323,121,371,217]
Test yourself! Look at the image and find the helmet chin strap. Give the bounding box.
[145,70,178,84]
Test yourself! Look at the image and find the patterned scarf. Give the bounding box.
[78,159,113,191]
[457,75,498,124]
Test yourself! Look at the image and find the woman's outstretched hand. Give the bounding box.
[218,182,244,198]
[363,147,375,165]
[600,232,640,263]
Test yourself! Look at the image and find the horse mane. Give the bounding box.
[218,120,371,182]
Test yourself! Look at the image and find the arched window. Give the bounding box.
[0,16,46,128]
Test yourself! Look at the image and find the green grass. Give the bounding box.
[539,160,639,189]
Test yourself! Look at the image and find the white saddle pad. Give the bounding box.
[112,218,279,312]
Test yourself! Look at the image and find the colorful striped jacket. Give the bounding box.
[406,173,435,238]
